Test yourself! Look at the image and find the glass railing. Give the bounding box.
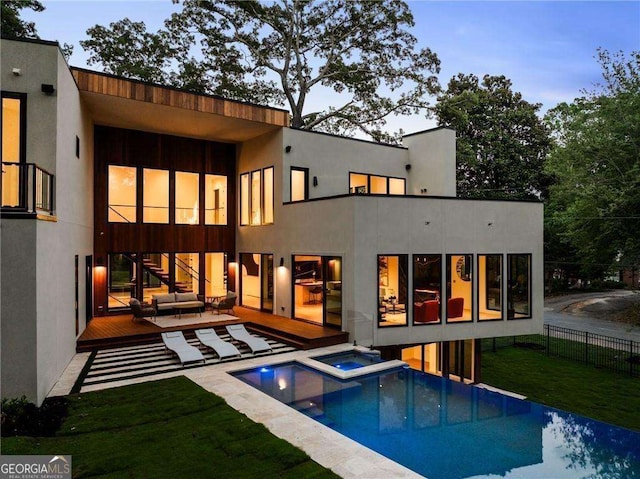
[1,162,54,215]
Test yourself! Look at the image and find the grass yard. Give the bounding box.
[481,342,640,431]
[1,376,339,479]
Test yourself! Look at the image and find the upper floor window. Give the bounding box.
[349,172,405,196]
[240,166,274,226]
[143,168,169,223]
[378,254,408,327]
[446,254,473,322]
[175,171,199,224]
[205,174,227,225]
[263,166,274,224]
[290,167,308,202]
[2,93,26,208]
[508,254,532,319]
[108,165,136,223]
[478,254,503,321]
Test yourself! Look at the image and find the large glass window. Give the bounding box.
[240,173,249,225]
[107,253,136,310]
[413,255,442,324]
[250,170,261,225]
[378,254,408,327]
[290,167,308,202]
[446,254,473,322]
[240,167,273,226]
[108,165,136,223]
[205,174,227,225]
[143,168,169,223]
[240,253,261,309]
[175,171,199,224]
[478,254,503,321]
[2,95,24,208]
[263,166,274,224]
[175,252,199,293]
[142,252,169,303]
[508,254,532,319]
[205,252,228,298]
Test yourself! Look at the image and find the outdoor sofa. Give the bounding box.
[152,292,205,317]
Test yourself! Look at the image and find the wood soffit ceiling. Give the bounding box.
[71,68,289,143]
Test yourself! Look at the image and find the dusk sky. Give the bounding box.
[23,1,640,135]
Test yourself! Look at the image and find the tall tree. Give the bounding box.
[81,0,440,142]
[434,74,552,199]
[545,49,640,280]
[1,0,44,39]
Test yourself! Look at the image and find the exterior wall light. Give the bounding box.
[279,257,285,267]
[41,84,56,95]
[285,145,292,153]
[313,176,318,187]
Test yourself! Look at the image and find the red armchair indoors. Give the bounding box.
[447,297,464,319]
[414,300,440,323]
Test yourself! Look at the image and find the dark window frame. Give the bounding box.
[290,166,309,202]
[507,253,532,320]
[445,253,474,323]
[349,171,406,196]
[411,254,443,326]
[377,254,409,328]
[477,254,504,322]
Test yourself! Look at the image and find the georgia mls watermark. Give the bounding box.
[0,455,71,479]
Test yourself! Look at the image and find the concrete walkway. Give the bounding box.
[544,290,640,343]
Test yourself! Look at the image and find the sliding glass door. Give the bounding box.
[292,255,342,328]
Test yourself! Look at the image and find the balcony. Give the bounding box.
[1,162,54,216]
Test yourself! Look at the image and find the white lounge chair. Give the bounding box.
[195,328,241,359]
[226,324,272,354]
[161,331,205,365]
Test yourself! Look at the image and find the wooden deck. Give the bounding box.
[77,306,349,352]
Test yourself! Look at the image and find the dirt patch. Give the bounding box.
[562,293,640,325]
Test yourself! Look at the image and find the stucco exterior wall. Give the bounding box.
[34,52,93,404]
[249,195,542,348]
[1,40,93,403]
[402,128,457,197]
[282,129,409,200]
[1,221,38,400]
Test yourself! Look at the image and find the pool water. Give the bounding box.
[311,350,385,371]
[233,362,640,479]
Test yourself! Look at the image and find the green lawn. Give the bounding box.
[481,341,640,431]
[2,376,339,479]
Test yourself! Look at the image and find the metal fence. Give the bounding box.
[483,324,639,377]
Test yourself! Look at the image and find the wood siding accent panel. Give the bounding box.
[72,68,289,127]
[93,126,237,316]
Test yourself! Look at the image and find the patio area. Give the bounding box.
[77,306,349,352]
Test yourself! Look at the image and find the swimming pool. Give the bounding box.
[233,362,640,479]
[311,350,385,370]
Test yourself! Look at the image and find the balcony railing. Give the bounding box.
[1,162,55,215]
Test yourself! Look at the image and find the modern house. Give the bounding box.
[1,37,543,405]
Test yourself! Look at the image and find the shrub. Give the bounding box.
[1,396,68,437]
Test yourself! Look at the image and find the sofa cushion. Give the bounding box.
[156,303,176,311]
[173,301,204,309]
[153,293,176,304]
[176,292,198,302]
